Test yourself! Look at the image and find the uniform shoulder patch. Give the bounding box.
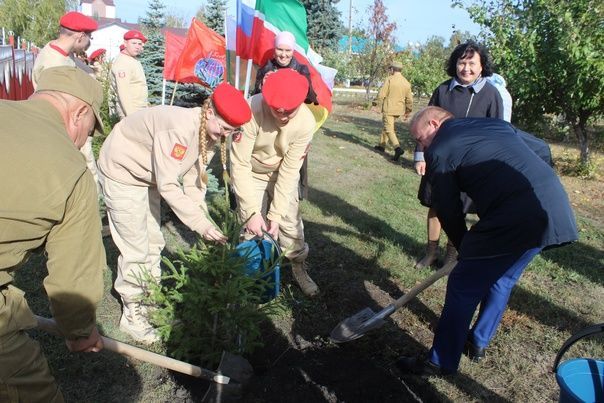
[170,143,187,160]
[118,70,126,78]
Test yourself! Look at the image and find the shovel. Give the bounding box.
[35,315,252,387]
[330,263,455,343]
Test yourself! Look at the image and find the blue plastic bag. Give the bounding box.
[235,238,281,303]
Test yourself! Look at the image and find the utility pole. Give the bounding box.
[348,0,352,54]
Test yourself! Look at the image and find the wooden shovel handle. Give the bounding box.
[34,315,230,384]
[392,262,455,311]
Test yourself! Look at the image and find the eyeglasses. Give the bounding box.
[216,118,242,136]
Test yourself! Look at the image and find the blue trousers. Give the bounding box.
[429,247,541,371]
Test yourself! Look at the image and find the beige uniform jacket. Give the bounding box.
[377,72,413,116]
[0,99,105,339]
[97,106,215,236]
[231,94,315,224]
[32,42,76,89]
[111,52,148,118]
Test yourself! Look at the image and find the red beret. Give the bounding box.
[88,48,106,62]
[212,82,251,127]
[262,69,309,110]
[119,44,125,51]
[124,30,147,43]
[59,11,98,33]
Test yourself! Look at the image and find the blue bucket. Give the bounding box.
[235,235,281,303]
[554,324,604,403]
[556,359,604,403]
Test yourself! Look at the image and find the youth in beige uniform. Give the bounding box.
[98,83,251,343]
[374,61,413,161]
[32,11,101,195]
[110,30,148,118]
[231,69,319,297]
[0,66,105,403]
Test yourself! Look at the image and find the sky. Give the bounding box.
[114,0,482,47]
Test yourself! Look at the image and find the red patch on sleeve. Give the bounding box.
[118,71,126,78]
[170,143,187,160]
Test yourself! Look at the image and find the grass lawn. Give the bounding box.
[14,93,604,402]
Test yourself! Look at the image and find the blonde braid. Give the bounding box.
[198,97,212,165]
[220,136,230,185]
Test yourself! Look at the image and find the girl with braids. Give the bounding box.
[97,83,251,344]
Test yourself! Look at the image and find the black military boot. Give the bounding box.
[392,147,404,161]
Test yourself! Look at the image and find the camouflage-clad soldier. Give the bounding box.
[0,67,106,402]
[373,60,414,161]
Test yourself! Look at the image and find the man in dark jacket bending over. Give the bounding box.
[397,106,578,375]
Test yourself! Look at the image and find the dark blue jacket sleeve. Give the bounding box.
[516,129,553,166]
[427,153,467,249]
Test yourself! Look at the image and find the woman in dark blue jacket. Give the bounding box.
[415,41,504,270]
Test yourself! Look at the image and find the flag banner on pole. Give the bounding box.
[163,31,187,81]
[233,0,336,113]
[174,18,226,87]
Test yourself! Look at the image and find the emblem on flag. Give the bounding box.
[194,57,224,89]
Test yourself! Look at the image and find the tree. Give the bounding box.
[457,0,604,165]
[194,5,208,25]
[353,0,397,98]
[139,0,166,32]
[205,0,226,35]
[138,0,166,105]
[300,0,343,51]
[400,36,448,99]
[165,12,187,29]
[0,0,77,46]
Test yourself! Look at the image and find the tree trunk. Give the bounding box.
[571,121,590,165]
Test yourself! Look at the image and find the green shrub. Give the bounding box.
[140,191,283,367]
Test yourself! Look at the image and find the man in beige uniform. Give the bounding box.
[0,66,106,402]
[98,83,251,343]
[32,11,101,195]
[111,30,148,118]
[231,69,319,297]
[373,61,413,161]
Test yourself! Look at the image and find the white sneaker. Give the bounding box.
[119,304,160,344]
[291,261,319,297]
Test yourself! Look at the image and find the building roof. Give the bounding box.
[81,0,115,5]
[96,19,188,38]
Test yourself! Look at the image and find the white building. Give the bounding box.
[80,0,186,61]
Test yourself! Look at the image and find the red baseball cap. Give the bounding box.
[262,69,309,111]
[88,48,106,62]
[59,11,98,33]
[212,83,251,127]
[124,30,147,43]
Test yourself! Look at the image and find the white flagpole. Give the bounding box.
[161,78,166,105]
[243,59,253,99]
[235,55,241,89]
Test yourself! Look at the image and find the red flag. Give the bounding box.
[163,31,187,81]
[174,18,226,85]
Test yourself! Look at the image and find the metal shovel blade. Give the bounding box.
[330,305,395,343]
[330,264,455,344]
[202,351,254,402]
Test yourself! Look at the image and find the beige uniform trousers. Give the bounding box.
[240,173,308,262]
[100,174,165,305]
[379,114,400,148]
[0,286,64,403]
